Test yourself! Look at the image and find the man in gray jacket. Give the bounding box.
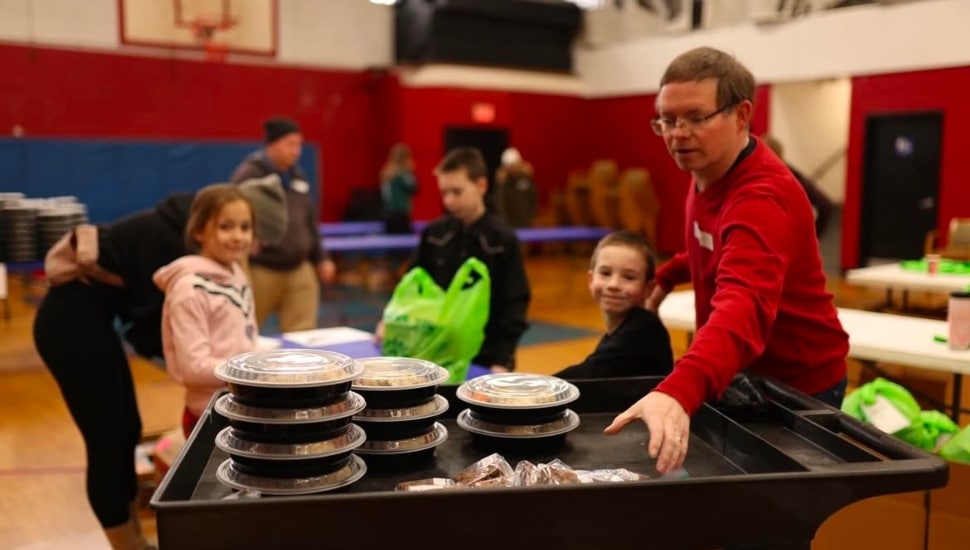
[231,116,335,331]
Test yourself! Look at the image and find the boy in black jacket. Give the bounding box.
[378,147,531,372]
[556,230,674,379]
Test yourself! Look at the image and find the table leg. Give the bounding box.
[952,373,963,424]
[0,263,7,321]
[902,289,910,311]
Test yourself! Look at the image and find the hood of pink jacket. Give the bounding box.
[154,255,240,292]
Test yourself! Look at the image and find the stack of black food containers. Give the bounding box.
[456,373,581,451]
[351,357,450,469]
[212,349,368,496]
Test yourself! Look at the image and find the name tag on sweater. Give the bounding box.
[693,222,714,251]
[291,179,310,194]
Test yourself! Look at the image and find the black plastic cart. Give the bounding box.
[151,377,949,549]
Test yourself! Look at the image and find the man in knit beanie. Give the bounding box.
[230,116,336,332]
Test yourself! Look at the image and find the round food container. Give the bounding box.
[355,422,449,471]
[354,394,449,441]
[355,416,437,441]
[352,357,449,408]
[215,350,364,408]
[216,454,367,496]
[215,423,366,461]
[214,392,367,443]
[458,408,580,439]
[230,452,354,479]
[457,408,581,452]
[456,373,580,423]
[353,394,449,422]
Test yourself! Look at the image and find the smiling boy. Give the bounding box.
[556,230,673,379]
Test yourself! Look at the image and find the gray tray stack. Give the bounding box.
[0,194,89,262]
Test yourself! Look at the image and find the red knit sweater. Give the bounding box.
[655,139,848,415]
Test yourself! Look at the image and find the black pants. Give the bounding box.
[33,281,142,528]
[382,209,413,235]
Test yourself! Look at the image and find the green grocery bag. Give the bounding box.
[841,377,921,434]
[381,258,490,383]
[896,410,959,452]
[940,424,970,464]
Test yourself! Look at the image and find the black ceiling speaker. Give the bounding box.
[395,0,583,73]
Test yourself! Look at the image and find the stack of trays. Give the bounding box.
[456,373,581,451]
[351,357,450,469]
[0,195,88,261]
[0,193,20,261]
[37,207,80,256]
[1,203,38,262]
[212,349,368,496]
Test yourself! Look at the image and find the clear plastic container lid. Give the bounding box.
[457,408,581,439]
[216,455,367,496]
[355,422,448,455]
[456,373,580,409]
[215,349,363,388]
[214,424,366,459]
[351,356,449,390]
[214,392,366,424]
[353,394,450,422]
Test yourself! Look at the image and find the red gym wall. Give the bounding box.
[0,43,377,223]
[842,65,970,269]
[9,41,970,263]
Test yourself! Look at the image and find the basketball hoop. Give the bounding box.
[185,14,236,62]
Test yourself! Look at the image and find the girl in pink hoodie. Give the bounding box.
[154,184,258,437]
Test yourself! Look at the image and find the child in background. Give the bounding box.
[154,184,258,437]
[556,230,674,379]
[380,143,419,234]
[376,147,531,373]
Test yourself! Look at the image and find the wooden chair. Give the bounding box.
[564,170,593,227]
[925,218,970,261]
[617,168,660,249]
[587,160,620,228]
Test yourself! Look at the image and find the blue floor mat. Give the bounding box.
[259,285,598,346]
[519,321,599,346]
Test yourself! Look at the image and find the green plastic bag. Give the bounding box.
[842,378,921,423]
[896,410,959,452]
[381,258,490,383]
[940,425,970,464]
[842,378,959,451]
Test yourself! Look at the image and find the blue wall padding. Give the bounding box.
[0,138,319,223]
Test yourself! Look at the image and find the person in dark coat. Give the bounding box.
[32,177,285,550]
[763,135,835,237]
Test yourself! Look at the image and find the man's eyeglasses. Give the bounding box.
[650,104,735,136]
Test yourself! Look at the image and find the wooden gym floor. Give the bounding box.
[0,254,957,549]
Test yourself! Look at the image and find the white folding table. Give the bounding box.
[845,263,970,310]
[658,290,970,421]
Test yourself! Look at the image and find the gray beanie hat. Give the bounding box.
[237,174,288,243]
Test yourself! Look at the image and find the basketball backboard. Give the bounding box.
[119,0,277,57]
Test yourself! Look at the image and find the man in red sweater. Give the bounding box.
[604,47,849,475]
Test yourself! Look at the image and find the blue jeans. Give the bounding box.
[812,376,848,408]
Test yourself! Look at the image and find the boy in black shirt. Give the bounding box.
[377,147,531,372]
[556,230,673,379]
